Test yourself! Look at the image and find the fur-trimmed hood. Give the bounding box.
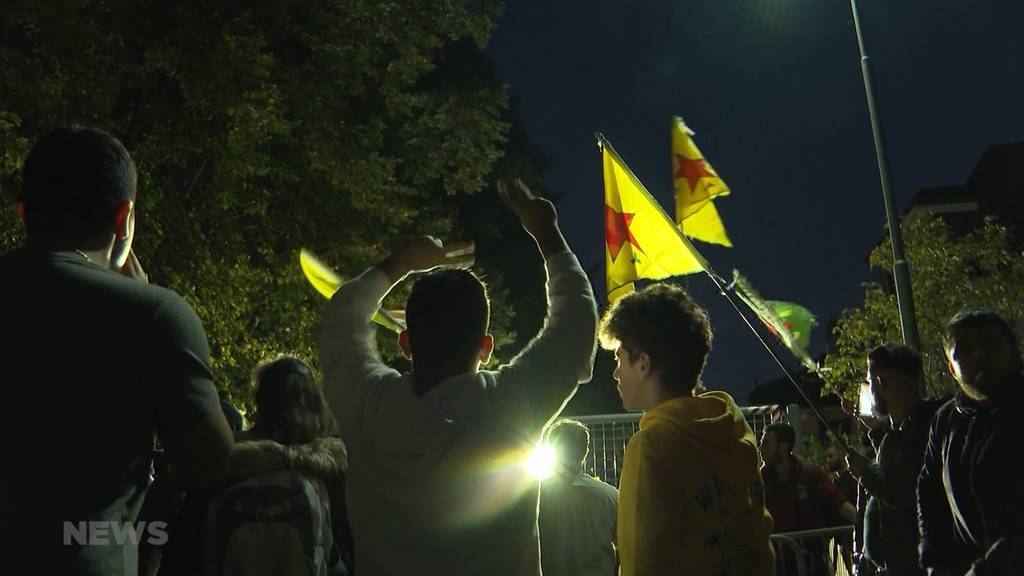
[224,436,348,482]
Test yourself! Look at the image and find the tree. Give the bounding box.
[0,0,558,408]
[823,215,1024,405]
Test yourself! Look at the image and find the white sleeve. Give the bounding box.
[316,268,401,425]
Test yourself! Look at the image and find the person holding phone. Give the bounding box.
[0,126,233,576]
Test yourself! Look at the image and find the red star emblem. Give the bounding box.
[675,154,714,191]
[605,204,642,261]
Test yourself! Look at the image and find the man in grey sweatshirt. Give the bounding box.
[317,180,598,576]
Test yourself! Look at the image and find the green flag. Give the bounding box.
[768,300,816,351]
[731,270,817,370]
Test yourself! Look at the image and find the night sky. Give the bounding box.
[486,0,1024,408]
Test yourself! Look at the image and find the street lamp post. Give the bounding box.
[848,0,921,350]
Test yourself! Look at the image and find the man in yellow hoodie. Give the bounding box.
[599,283,774,576]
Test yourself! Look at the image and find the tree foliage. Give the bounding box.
[0,0,556,408]
[823,215,1024,405]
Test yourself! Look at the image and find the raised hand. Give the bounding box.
[380,236,475,283]
[499,179,556,232]
[498,179,566,258]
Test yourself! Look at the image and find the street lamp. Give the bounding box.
[848,0,921,350]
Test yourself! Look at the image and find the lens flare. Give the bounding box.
[525,444,556,481]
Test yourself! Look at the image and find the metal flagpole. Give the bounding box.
[849,0,921,351]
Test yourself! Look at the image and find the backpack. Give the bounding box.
[203,469,347,576]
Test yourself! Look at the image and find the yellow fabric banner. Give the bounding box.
[672,117,732,247]
[603,138,705,301]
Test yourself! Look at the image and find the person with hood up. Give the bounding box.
[599,283,774,576]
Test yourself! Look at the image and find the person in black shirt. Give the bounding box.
[846,344,941,576]
[0,126,233,576]
[917,310,1024,576]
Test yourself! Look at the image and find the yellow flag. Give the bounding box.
[299,249,407,332]
[684,201,731,247]
[672,117,732,247]
[602,136,706,301]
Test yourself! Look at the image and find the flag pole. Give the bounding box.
[849,0,921,353]
[597,132,847,446]
[703,269,847,447]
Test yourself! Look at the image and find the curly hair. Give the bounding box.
[599,283,712,394]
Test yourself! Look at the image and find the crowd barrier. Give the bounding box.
[772,525,855,576]
[574,405,785,488]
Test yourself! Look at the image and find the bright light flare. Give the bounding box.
[524,444,556,481]
[858,381,875,418]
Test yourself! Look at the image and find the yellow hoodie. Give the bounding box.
[618,391,774,576]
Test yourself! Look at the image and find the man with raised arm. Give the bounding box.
[0,126,233,576]
[317,180,598,576]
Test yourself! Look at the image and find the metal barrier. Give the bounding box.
[771,525,855,576]
[574,405,785,487]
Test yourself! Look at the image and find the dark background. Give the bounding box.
[486,0,1024,412]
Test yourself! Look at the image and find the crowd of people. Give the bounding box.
[1,125,1021,576]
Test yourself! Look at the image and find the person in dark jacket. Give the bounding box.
[846,344,943,576]
[917,310,1024,576]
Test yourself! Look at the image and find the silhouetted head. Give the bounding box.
[599,283,711,411]
[866,343,923,417]
[20,125,137,263]
[252,355,336,445]
[400,269,493,394]
[824,443,847,474]
[760,423,795,467]
[943,309,1022,403]
[546,419,590,476]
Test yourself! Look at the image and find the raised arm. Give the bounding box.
[496,180,598,430]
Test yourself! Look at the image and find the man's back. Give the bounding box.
[0,247,221,575]
[539,473,618,576]
[318,250,597,576]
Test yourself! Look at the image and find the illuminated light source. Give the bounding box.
[858,382,875,418]
[525,444,556,481]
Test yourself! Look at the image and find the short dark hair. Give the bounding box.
[764,423,795,453]
[598,283,712,394]
[21,125,137,244]
[868,343,923,380]
[252,355,336,445]
[546,419,590,470]
[406,269,489,391]
[944,309,1019,351]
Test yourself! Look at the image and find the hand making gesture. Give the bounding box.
[380,236,475,284]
